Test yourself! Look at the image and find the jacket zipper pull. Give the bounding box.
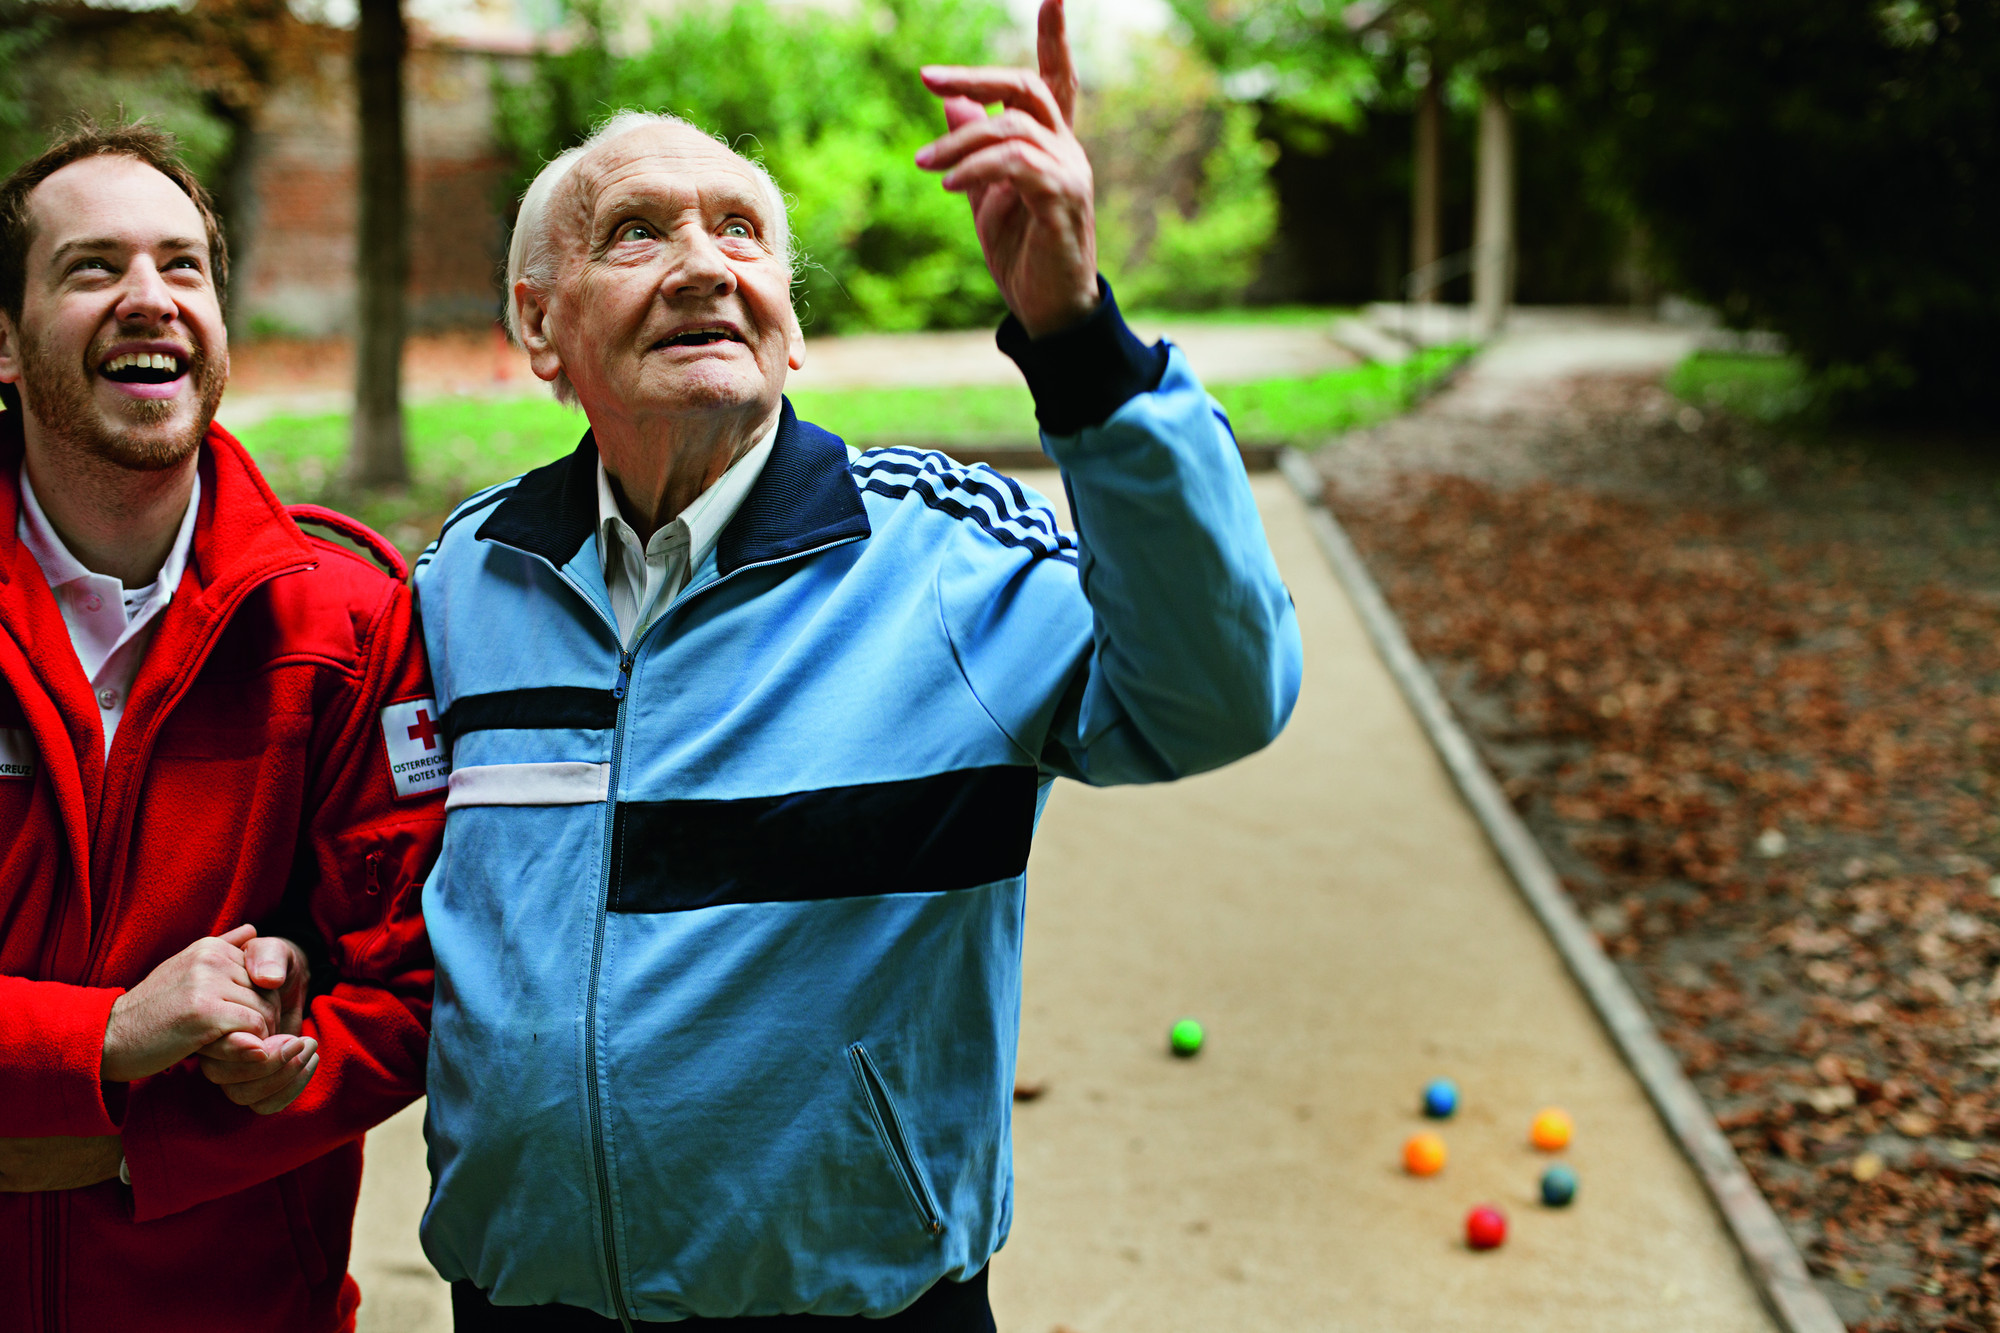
[612,650,635,701]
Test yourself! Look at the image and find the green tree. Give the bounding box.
[351,0,409,485]
[0,0,338,315]
[1176,0,2000,418]
[1494,0,1999,418]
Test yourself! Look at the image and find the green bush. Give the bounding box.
[1090,43,1279,311]
[495,0,1011,335]
[497,0,1289,332]
[1666,352,1814,426]
[1132,111,1278,310]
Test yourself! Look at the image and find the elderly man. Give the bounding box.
[0,122,443,1331]
[413,3,1302,1327]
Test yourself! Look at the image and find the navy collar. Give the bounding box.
[477,398,870,574]
[475,422,598,564]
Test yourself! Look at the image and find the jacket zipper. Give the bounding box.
[847,1044,944,1237]
[537,533,866,1326]
[345,851,394,973]
[531,564,647,1329]
[587,644,638,1331]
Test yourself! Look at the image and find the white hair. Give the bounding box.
[503,109,798,405]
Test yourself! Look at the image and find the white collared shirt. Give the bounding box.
[16,465,200,754]
[597,424,776,648]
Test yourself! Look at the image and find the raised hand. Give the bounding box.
[100,924,281,1084]
[916,0,1099,338]
[196,934,318,1116]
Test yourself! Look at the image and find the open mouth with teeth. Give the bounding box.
[100,351,189,384]
[655,327,742,349]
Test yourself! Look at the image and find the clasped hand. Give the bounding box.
[1,926,315,1193]
[104,923,318,1114]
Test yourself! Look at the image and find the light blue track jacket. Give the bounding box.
[411,295,1304,1323]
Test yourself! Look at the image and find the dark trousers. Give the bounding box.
[451,1267,995,1332]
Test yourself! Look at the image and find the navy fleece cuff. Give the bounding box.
[996,278,1170,436]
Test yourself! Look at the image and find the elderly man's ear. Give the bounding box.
[515,285,565,388]
[783,302,805,373]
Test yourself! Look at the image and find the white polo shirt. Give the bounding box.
[595,423,776,648]
[16,466,199,754]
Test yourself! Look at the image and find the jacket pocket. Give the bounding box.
[846,1043,944,1238]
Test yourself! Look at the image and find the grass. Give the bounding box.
[235,344,1471,561]
[1121,303,1356,329]
[782,345,1469,446]
[1215,346,1469,440]
[788,383,1035,445]
[1666,351,1813,424]
[232,397,587,558]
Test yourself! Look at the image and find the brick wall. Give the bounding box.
[236,37,526,338]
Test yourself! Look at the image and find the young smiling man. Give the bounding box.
[0,121,444,1330]
[414,3,1301,1327]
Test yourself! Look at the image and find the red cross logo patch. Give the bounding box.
[407,708,443,750]
[379,698,450,798]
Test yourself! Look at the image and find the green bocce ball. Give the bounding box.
[1169,1018,1204,1057]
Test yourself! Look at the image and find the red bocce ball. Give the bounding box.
[1466,1204,1507,1250]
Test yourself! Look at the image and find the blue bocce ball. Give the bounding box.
[1422,1078,1459,1119]
[1541,1163,1579,1207]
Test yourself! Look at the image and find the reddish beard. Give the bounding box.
[17,326,226,472]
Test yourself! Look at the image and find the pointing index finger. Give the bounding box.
[1037,0,1078,128]
[920,66,1065,134]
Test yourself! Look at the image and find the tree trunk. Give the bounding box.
[1472,85,1515,338]
[204,97,261,339]
[1411,64,1442,304]
[350,0,409,487]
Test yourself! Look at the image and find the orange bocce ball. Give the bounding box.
[1403,1131,1447,1175]
[1531,1107,1574,1151]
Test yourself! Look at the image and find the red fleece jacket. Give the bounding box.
[0,416,444,1332]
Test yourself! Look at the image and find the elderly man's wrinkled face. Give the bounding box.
[531,126,802,431]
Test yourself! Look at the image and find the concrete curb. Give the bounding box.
[1277,449,1844,1333]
